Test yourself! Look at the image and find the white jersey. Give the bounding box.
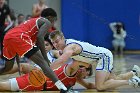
[65,39,113,72]
[47,50,57,63]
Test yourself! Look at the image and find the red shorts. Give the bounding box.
[3,29,35,60]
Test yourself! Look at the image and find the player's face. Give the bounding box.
[18,15,25,24]
[51,35,65,50]
[77,67,90,79]
[44,41,53,51]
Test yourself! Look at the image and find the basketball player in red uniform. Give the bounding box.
[0,8,67,91]
[0,59,94,91]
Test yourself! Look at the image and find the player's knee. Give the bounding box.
[96,84,105,91]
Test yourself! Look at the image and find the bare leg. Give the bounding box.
[0,60,14,75]
[120,46,124,56]
[4,63,34,74]
[29,50,59,83]
[115,72,133,80]
[109,71,134,80]
[114,46,119,55]
[95,71,129,91]
[0,80,11,91]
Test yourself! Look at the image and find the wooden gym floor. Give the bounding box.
[0,54,140,93]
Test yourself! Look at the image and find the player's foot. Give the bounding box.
[132,65,140,77]
[129,75,140,88]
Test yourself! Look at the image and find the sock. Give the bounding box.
[55,80,67,90]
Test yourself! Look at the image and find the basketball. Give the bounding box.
[29,69,46,87]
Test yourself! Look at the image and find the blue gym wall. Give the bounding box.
[61,0,140,50]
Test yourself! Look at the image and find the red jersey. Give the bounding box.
[16,64,76,91]
[4,17,41,43]
[3,17,47,59]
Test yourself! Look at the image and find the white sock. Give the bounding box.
[55,80,67,90]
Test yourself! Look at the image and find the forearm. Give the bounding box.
[77,79,96,89]
[81,81,96,89]
[50,52,71,69]
[37,37,50,66]
[86,82,96,89]
[50,58,64,70]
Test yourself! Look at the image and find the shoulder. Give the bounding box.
[36,17,51,28]
[66,39,79,45]
[64,43,82,55]
[37,17,49,22]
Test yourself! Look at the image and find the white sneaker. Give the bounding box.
[132,65,140,77]
[129,75,140,88]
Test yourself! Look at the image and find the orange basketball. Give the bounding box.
[29,69,46,87]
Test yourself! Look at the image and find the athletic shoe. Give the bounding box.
[129,75,140,88]
[132,65,140,77]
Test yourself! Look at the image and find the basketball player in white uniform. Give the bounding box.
[49,31,140,91]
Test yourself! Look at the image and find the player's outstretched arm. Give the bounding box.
[76,77,96,89]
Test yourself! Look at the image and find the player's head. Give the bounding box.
[49,31,65,50]
[44,34,54,51]
[17,14,25,24]
[77,64,93,79]
[41,8,57,24]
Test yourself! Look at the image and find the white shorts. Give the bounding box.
[9,78,19,91]
[96,50,113,72]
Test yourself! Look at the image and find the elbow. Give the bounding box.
[86,83,96,89]
[96,86,105,92]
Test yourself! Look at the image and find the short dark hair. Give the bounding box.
[44,34,53,46]
[79,64,93,76]
[41,8,57,17]
[18,14,24,18]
